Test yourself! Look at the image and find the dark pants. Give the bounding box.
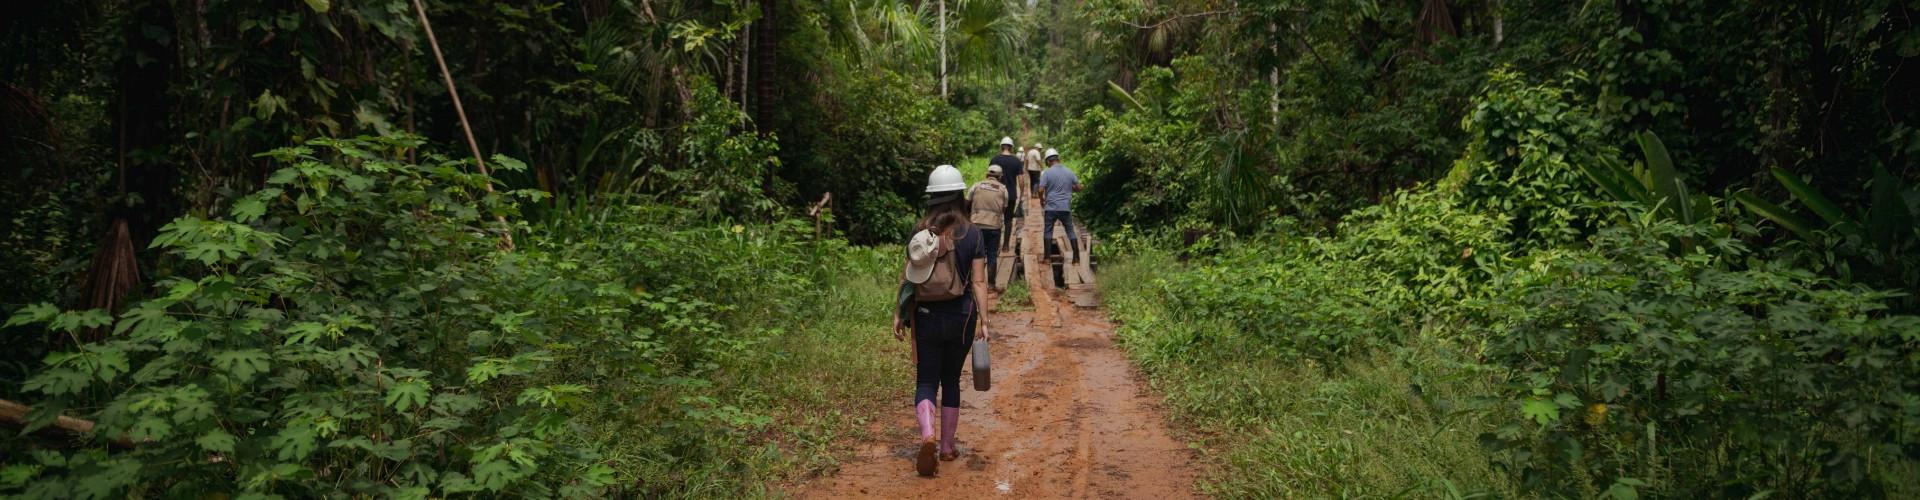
[980,228,1001,287]
[1044,210,1078,248]
[913,306,975,408]
[998,176,1018,244]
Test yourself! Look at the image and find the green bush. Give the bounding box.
[1476,217,1920,498]
[776,68,972,244]
[1,136,901,498]
[1063,61,1218,232]
[1445,70,1620,248]
[1134,190,1508,366]
[1110,177,1920,498]
[1106,249,1514,498]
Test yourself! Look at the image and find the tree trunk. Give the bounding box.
[938,0,949,99]
[753,0,777,128]
[1492,0,1504,47]
[740,22,750,117]
[85,0,179,338]
[1268,22,1279,122]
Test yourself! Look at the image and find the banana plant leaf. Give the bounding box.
[1769,167,1849,228]
[1107,81,1145,112]
[1635,131,1691,225]
[1577,157,1640,205]
[1732,191,1817,240]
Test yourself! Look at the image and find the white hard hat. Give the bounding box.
[1044,148,1060,161]
[926,164,966,193]
[1033,143,1042,149]
[987,165,1002,176]
[1000,137,1015,147]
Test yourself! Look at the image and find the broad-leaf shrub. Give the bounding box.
[1,136,881,498]
[1139,191,1510,365]
[1111,178,1920,497]
[778,68,973,243]
[1153,237,1396,365]
[1446,70,1618,247]
[1064,63,1214,231]
[1476,217,1920,497]
[1333,191,1512,321]
[654,78,785,221]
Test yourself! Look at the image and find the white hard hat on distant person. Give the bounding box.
[926,164,966,193]
[987,165,1002,176]
[1000,137,1015,147]
[1045,148,1060,161]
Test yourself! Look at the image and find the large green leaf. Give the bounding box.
[1635,131,1691,224]
[1769,167,1849,228]
[1522,397,1561,425]
[1732,192,1817,240]
[1577,158,1638,203]
[1106,81,1145,111]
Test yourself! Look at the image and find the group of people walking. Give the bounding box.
[893,135,1081,477]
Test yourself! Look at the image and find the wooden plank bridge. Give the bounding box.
[994,173,1098,328]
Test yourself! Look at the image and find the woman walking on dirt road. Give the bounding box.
[895,164,993,477]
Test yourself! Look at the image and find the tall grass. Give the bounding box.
[955,154,994,185]
[725,246,909,484]
[1102,250,1516,498]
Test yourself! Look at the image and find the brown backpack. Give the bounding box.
[914,230,967,302]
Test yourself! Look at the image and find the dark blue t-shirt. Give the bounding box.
[920,223,985,315]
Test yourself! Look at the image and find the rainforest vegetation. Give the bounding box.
[1,0,1917,498]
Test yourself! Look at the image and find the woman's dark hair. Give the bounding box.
[916,195,971,235]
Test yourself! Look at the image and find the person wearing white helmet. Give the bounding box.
[990,136,1036,248]
[989,136,1025,204]
[1023,143,1046,199]
[1035,148,1082,264]
[968,164,1012,289]
[893,164,992,477]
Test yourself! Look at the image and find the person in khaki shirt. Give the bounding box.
[968,166,1012,289]
[1023,143,1046,199]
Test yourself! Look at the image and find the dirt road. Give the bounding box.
[793,177,1201,499]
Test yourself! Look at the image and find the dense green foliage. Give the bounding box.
[3,1,1017,495]
[1479,219,1920,497]
[1106,246,1513,497]
[1088,2,1920,493]
[2,136,908,497]
[7,0,1920,497]
[1054,1,1918,236]
[1110,196,1920,497]
[1105,94,1918,500]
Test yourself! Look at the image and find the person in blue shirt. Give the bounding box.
[1035,148,1082,263]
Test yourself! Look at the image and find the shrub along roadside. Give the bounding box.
[0,136,905,498]
[1474,218,1920,498]
[1103,249,1514,498]
[1105,187,1920,498]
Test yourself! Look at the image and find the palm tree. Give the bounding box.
[947,0,1029,90]
[826,0,1027,98]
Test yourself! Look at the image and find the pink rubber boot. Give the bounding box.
[940,407,961,460]
[915,400,938,476]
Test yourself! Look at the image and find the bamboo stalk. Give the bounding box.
[411,0,515,250]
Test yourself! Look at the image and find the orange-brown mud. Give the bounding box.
[793,175,1201,499]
